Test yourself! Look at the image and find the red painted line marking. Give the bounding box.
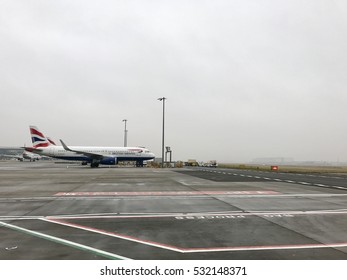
[42,218,347,254]
[183,242,347,253]
[54,191,279,196]
[43,218,184,253]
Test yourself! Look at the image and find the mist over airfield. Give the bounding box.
[1,0,347,163]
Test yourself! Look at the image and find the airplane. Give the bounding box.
[22,151,41,161]
[24,126,155,168]
[4,151,41,162]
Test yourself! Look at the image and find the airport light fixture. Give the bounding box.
[122,119,128,147]
[165,146,172,163]
[158,97,167,168]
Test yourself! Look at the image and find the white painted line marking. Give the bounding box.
[178,181,190,186]
[9,207,343,221]
[0,221,130,260]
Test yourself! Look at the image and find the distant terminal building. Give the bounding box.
[0,147,24,158]
[0,147,24,156]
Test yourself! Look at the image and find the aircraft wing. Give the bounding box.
[60,140,105,160]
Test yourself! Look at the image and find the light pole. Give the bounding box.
[158,97,166,168]
[122,119,128,147]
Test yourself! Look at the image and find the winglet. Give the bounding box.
[60,139,73,152]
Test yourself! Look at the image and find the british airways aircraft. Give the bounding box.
[25,126,155,168]
[4,151,41,162]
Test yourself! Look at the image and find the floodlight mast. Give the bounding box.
[158,97,167,168]
[122,119,128,147]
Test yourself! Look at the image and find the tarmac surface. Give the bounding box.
[1,161,347,260]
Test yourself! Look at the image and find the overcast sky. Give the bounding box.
[1,0,347,163]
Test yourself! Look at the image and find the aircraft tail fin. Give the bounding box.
[30,126,51,148]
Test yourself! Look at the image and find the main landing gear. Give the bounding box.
[90,161,100,168]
